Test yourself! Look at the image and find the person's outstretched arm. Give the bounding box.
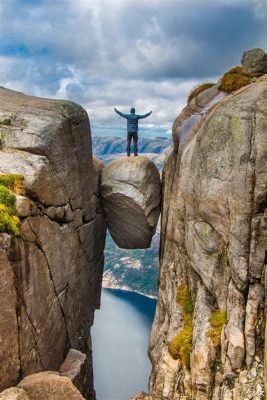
[137,111,152,119]
[114,107,127,118]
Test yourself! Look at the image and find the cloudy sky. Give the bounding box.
[0,0,266,137]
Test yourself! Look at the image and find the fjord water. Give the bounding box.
[92,288,157,400]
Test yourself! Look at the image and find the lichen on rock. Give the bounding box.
[241,48,267,74]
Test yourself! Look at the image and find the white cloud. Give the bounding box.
[0,0,266,136]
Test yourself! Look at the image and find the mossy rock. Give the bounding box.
[168,324,193,369]
[169,284,194,369]
[241,48,267,74]
[218,66,253,93]
[0,204,20,235]
[0,174,24,236]
[187,82,215,103]
[0,113,27,129]
[176,285,193,314]
[208,310,227,347]
[0,173,24,194]
[0,185,16,207]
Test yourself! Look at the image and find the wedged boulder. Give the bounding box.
[101,156,161,249]
[17,372,84,400]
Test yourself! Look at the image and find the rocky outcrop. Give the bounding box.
[172,84,227,153]
[131,76,267,399]
[0,372,86,400]
[241,48,267,74]
[0,87,106,399]
[101,156,161,249]
[59,349,87,394]
[17,372,84,400]
[0,388,30,400]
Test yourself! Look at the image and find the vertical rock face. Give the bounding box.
[0,88,106,399]
[135,78,267,400]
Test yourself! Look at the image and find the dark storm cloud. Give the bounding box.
[0,0,266,133]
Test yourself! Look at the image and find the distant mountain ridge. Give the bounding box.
[92,136,172,155]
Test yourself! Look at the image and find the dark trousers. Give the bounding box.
[127,131,138,156]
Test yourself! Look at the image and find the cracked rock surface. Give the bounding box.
[0,87,106,399]
[101,156,161,249]
[131,77,267,399]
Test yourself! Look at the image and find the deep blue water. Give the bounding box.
[92,288,157,400]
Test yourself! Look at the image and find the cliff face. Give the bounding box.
[0,88,106,399]
[131,77,267,400]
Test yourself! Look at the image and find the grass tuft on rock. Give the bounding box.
[176,285,193,314]
[168,285,193,369]
[0,204,20,236]
[168,324,193,369]
[0,174,23,236]
[218,66,253,93]
[0,184,16,207]
[188,82,215,103]
[0,174,24,194]
[208,311,227,347]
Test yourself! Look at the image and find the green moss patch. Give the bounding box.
[218,66,253,93]
[0,185,16,207]
[0,174,24,236]
[168,324,193,369]
[0,204,20,236]
[188,82,215,103]
[208,311,227,347]
[0,174,24,194]
[168,285,194,369]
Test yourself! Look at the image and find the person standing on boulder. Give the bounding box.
[114,107,152,156]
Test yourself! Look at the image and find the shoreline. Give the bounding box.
[101,283,157,300]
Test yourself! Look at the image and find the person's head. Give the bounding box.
[130,107,135,114]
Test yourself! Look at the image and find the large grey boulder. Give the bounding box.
[0,87,106,399]
[101,156,161,249]
[241,48,267,74]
